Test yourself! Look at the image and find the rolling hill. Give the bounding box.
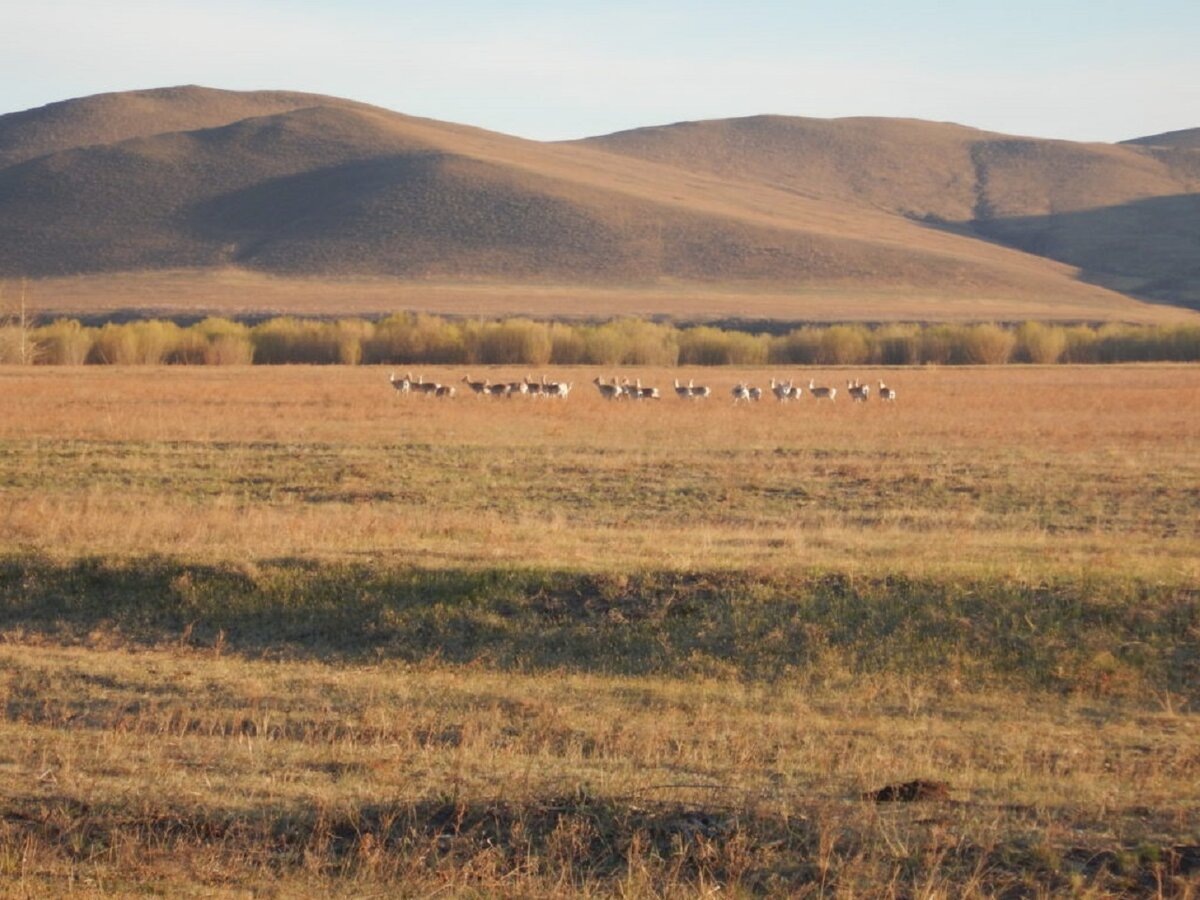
[1122,127,1200,150]
[0,86,1196,322]
[576,116,1200,309]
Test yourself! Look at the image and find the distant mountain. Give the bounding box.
[1122,127,1200,149]
[578,116,1200,308]
[0,87,1197,319]
[0,85,350,169]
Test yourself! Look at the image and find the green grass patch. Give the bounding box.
[3,556,1196,700]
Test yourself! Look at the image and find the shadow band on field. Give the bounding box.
[5,788,1198,893]
[0,556,1196,697]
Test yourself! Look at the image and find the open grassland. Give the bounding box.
[1,643,1197,896]
[1,364,1198,895]
[1,364,1198,577]
[22,270,1199,324]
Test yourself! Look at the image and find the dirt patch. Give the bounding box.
[865,780,952,802]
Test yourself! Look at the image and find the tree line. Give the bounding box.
[2,314,1200,366]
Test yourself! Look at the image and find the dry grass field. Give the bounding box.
[1,364,1199,896]
[26,269,1198,324]
[2,364,1198,576]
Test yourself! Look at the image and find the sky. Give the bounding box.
[2,0,1198,143]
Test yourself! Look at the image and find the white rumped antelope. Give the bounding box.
[487,382,511,397]
[412,373,441,396]
[808,378,836,401]
[687,379,711,399]
[878,380,897,401]
[524,375,545,398]
[731,383,751,404]
[506,380,528,397]
[627,378,659,400]
[673,378,691,400]
[388,372,411,395]
[593,377,621,400]
[545,380,572,399]
[770,377,793,402]
[435,384,456,398]
[847,380,870,402]
[748,386,763,401]
[461,374,489,396]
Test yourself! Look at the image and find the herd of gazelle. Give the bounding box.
[727,378,895,403]
[390,372,896,402]
[599,375,896,403]
[390,372,572,398]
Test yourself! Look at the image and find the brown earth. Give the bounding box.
[1,86,1197,321]
[578,115,1200,308]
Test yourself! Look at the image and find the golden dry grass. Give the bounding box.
[26,268,1196,324]
[1,364,1197,578]
[2,641,1197,896]
[1,363,1198,895]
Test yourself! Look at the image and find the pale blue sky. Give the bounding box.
[3,0,1197,142]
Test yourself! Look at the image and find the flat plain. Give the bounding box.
[1,364,1198,896]
[24,269,1197,324]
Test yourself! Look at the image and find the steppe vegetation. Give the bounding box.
[5,312,1200,367]
[1,364,1198,896]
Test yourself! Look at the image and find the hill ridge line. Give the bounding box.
[1,86,1198,319]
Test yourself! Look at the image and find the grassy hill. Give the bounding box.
[0,85,354,169]
[0,87,1196,321]
[1122,127,1200,149]
[578,116,1200,309]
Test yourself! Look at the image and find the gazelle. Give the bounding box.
[687,379,711,399]
[412,373,441,396]
[524,375,545,398]
[545,380,572,399]
[673,378,692,400]
[461,375,489,396]
[628,378,659,400]
[388,372,411,395]
[808,378,836,401]
[770,377,793,402]
[487,382,511,397]
[878,380,897,401]
[506,380,528,397]
[748,386,763,401]
[847,380,870,402]
[731,383,751,404]
[593,377,621,400]
[435,384,456,398]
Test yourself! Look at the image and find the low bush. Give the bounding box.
[35,319,94,365]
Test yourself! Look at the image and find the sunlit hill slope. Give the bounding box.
[1,86,1196,321]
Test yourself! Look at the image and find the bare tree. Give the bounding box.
[0,279,38,364]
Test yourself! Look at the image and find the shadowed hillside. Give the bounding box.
[580,116,1200,308]
[1123,127,1200,149]
[0,87,1197,320]
[978,193,1200,307]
